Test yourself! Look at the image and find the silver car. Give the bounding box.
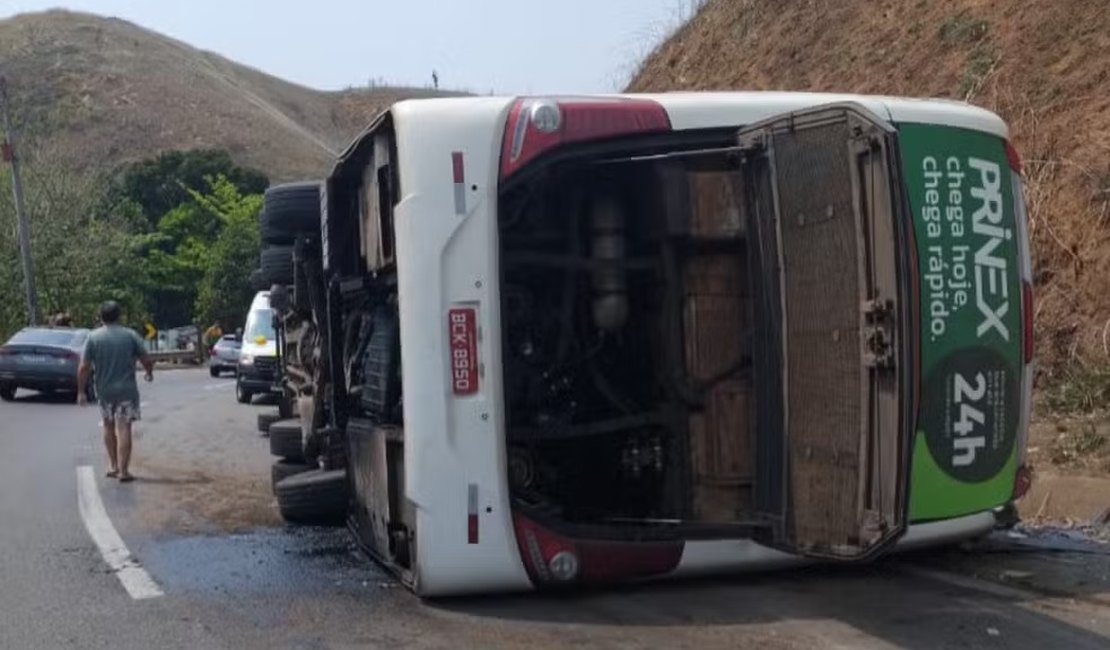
[209,334,241,377]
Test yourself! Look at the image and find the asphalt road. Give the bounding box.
[1,368,1108,649]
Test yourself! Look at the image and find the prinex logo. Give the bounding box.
[969,158,1011,342]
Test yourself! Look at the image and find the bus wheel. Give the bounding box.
[269,420,305,462]
[275,469,346,525]
[271,459,313,494]
[258,411,282,435]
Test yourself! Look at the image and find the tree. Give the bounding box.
[192,176,263,329]
[110,149,268,227]
[0,147,268,340]
[0,146,147,337]
[130,173,263,330]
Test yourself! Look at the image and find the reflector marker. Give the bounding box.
[452,152,466,215]
[467,483,479,544]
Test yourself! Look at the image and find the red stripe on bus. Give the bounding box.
[468,514,479,544]
[452,152,465,184]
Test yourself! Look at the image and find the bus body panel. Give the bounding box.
[671,510,995,579]
[391,97,533,596]
[382,92,1027,596]
[894,123,1025,521]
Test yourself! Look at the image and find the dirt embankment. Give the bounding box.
[1023,406,1110,522]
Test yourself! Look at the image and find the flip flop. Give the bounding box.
[119,474,135,483]
[106,469,119,478]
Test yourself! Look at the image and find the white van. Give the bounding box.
[295,92,1033,596]
[236,291,279,404]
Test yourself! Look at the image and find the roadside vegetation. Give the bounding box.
[0,144,266,339]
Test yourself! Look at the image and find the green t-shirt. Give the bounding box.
[84,325,146,404]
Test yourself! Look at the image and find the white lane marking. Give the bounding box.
[203,381,235,392]
[75,466,164,600]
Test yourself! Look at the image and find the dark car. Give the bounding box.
[0,327,92,402]
[209,334,241,377]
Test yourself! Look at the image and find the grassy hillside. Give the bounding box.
[629,0,1110,389]
[0,10,449,181]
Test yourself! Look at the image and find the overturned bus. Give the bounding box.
[264,92,1034,597]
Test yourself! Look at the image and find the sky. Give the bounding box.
[0,0,702,94]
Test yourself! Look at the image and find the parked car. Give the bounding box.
[0,327,93,402]
[209,334,241,377]
[236,291,279,404]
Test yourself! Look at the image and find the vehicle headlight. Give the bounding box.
[240,354,255,366]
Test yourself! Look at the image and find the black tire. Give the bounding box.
[269,419,304,462]
[257,411,282,434]
[261,182,321,245]
[236,378,253,404]
[274,469,347,525]
[209,366,220,378]
[261,245,295,286]
[271,459,313,494]
[0,384,14,402]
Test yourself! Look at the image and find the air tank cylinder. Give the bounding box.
[590,194,628,332]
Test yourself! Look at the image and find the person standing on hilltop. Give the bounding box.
[77,301,154,483]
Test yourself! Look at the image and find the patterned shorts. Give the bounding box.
[99,400,142,423]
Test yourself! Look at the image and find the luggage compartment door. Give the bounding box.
[739,104,909,560]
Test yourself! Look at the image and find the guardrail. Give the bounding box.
[148,349,203,364]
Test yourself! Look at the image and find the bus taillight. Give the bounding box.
[512,514,683,587]
[499,97,671,180]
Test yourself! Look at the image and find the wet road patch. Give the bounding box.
[138,527,392,598]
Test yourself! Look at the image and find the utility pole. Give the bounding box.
[0,76,39,325]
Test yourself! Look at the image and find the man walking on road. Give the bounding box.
[77,301,154,482]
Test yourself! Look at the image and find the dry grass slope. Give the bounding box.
[0,10,451,181]
[629,0,1110,387]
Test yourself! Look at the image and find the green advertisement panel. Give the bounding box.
[898,124,1022,521]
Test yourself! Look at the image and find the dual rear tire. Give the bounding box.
[255,182,345,526]
[274,469,347,525]
[268,418,346,526]
[259,182,321,287]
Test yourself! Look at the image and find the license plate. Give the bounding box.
[22,354,48,364]
[448,307,479,395]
